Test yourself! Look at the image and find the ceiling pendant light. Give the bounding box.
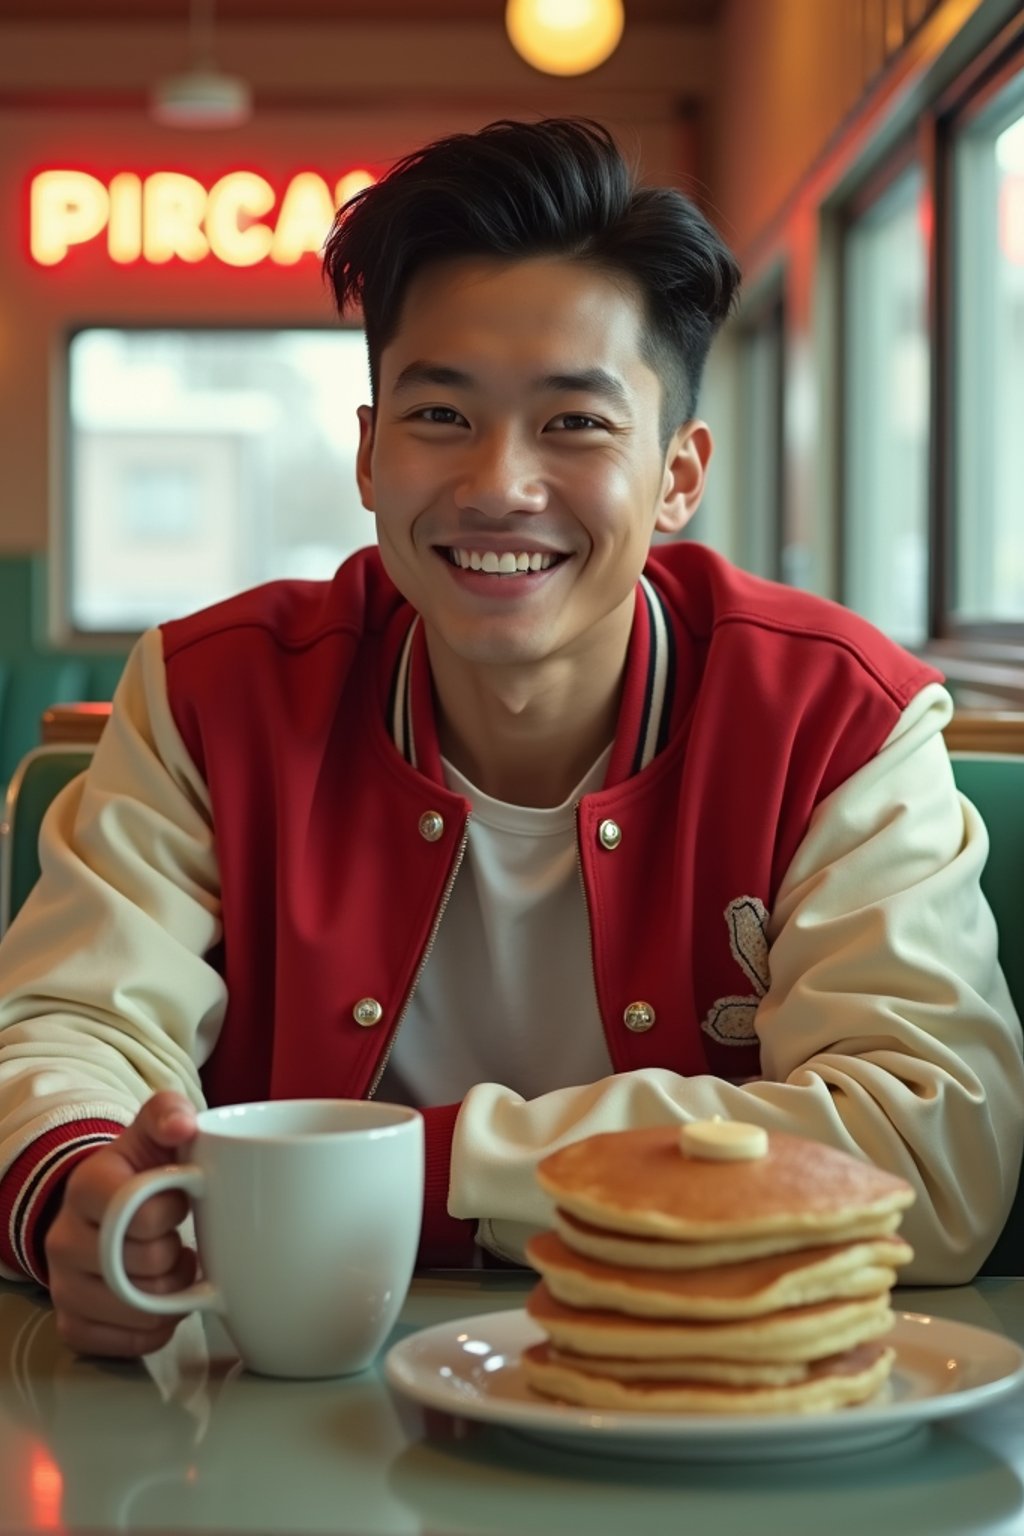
[151,0,252,129]
[505,0,625,77]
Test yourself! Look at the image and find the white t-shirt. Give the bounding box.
[376,748,615,1108]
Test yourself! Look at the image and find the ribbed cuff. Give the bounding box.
[418,1102,476,1267]
[0,1120,123,1284]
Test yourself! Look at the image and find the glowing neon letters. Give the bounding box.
[29,168,375,267]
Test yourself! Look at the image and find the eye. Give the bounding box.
[409,406,467,427]
[548,413,605,432]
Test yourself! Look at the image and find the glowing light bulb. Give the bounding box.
[505,0,624,77]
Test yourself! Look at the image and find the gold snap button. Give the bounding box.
[353,997,383,1027]
[419,811,445,842]
[598,819,622,850]
[623,1001,655,1033]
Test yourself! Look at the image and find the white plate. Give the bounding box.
[384,1308,1024,1461]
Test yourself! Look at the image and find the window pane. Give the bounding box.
[843,167,930,645]
[953,80,1024,624]
[67,328,372,634]
[737,301,783,581]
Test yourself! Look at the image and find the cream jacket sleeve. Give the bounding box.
[0,628,225,1270]
[451,682,1024,1283]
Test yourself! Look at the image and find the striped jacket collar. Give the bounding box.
[387,572,678,790]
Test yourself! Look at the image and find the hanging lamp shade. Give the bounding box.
[150,0,252,128]
[151,71,251,128]
[505,0,625,77]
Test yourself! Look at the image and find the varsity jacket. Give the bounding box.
[0,542,1021,1284]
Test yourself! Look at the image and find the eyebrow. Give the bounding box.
[392,363,473,393]
[541,369,632,413]
[391,361,632,413]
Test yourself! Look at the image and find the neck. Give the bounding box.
[425,613,634,809]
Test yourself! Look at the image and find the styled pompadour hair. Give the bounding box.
[322,117,741,446]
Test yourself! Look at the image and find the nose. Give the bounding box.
[452,429,547,519]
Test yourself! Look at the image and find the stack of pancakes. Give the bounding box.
[522,1123,915,1414]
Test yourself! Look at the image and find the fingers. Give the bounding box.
[123,1230,194,1281]
[49,1177,180,1268]
[47,1201,196,1291]
[117,1091,198,1171]
[50,1259,195,1358]
[50,1243,196,1312]
[54,1303,184,1360]
[48,1219,198,1359]
[45,1101,201,1361]
[69,1154,190,1236]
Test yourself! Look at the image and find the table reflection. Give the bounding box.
[0,1289,418,1533]
[0,1275,1020,1536]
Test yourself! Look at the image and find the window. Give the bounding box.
[951,73,1024,627]
[736,293,785,582]
[842,164,930,646]
[65,327,372,636]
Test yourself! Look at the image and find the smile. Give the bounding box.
[444,549,560,575]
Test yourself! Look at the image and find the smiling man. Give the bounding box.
[0,119,1021,1359]
[357,253,705,806]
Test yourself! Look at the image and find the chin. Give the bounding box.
[447,628,556,669]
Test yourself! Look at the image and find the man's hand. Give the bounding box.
[45,1091,199,1358]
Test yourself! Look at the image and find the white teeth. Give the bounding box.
[449,549,556,575]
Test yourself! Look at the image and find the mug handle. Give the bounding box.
[99,1164,222,1318]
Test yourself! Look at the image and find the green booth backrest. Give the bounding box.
[951,753,1024,1277]
[0,748,95,934]
[0,656,126,790]
[950,755,1024,1015]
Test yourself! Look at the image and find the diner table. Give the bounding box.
[0,1270,1021,1536]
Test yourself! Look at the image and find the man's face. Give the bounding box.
[356,255,705,679]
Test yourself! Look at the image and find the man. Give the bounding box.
[0,119,1020,1360]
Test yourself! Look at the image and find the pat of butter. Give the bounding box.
[679,1119,768,1161]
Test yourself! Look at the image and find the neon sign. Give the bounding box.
[29,168,375,267]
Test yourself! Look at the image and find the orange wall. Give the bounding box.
[711,0,1021,266]
[710,0,868,260]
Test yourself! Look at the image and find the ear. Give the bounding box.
[654,421,713,536]
[356,404,376,512]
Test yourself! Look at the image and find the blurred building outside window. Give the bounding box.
[737,294,785,583]
[66,328,372,636]
[953,80,1024,626]
[843,165,930,648]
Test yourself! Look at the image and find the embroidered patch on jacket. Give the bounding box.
[701,896,770,1046]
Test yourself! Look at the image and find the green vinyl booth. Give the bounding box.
[1,745,95,932]
[0,656,125,795]
[945,750,1024,1276]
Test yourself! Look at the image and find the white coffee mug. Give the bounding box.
[98,1099,424,1379]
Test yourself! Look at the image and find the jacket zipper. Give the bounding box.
[573,802,606,1046]
[367,815,472,1098]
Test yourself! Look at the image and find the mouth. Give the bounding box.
[440,547,566,576]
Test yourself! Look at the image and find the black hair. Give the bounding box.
[322,117,741,448]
